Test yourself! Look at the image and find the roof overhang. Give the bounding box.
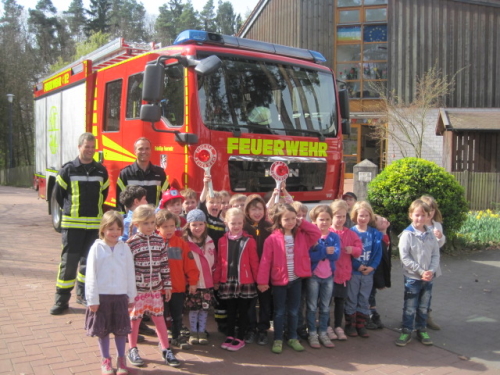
[435,108,500,135]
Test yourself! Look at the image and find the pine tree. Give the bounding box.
[27,0,66,67]
[216,1,237,35]
[63,0,86,42]
[178,0,199,32]
[155,0,184,44]
[200,0,216,32]
[86,0,112,36]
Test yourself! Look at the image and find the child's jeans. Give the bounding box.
[402,276,433,331]
[345,273,373,315]
[273,278,302,341]
[306,275,333,334]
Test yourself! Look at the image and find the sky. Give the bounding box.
[11,0,259,18]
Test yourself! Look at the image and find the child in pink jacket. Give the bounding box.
[257,203,321,354]
[329,200,363,341]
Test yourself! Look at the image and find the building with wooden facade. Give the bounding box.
[238,0,500,177]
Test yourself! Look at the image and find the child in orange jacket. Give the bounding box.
[156,210,199,351]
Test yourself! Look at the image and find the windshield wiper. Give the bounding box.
[280,128,330,141]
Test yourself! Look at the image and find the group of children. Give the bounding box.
[84,176,445,374]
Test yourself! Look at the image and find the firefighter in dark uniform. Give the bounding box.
[115,137,169,336]
[116,137,169,213]
[50,132,109,315]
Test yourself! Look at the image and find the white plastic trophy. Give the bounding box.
[194,144,218,198]
[269,161,289,204]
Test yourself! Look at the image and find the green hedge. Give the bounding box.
[367,158,468,238]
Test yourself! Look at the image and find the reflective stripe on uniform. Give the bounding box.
[62,216,101,222]
[69,175,104,182]
[117,177,126,191]
[61,222,101,230]
[127,180,161,186]
[56,175,67,190]
[98,181,105,217]
[214,309,227,319]
[70,180,80,218]
[56,278,76,289]
[77,272,85,283]
[62,215,101,230]
[161,179,170,191]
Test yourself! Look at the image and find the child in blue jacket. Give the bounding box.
[346,201,382,338]
[306,205,340,349]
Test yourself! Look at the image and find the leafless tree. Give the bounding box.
[369,66,460,158]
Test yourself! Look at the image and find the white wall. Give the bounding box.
[386,108,443,166]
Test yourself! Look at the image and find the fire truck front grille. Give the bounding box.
[228,156,327,194]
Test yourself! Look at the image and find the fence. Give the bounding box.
[451,171,500,211]
[0,166,34,187]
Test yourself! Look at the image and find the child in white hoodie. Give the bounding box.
[85,211,137,375]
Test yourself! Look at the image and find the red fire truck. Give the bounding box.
[33,30,350,230]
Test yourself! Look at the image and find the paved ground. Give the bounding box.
[0,185,498,375]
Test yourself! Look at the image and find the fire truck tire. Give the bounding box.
[50,185,62,233]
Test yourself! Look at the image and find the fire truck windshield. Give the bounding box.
[198,55,338,137]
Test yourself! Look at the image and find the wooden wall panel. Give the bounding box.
[388,0,500,108]
[240,0,335,70]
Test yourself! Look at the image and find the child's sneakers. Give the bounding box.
[416,329,433,345]
[244,330,256,344]
[371,312,384,329]
[257,331,269,345]
[171,336,191,350]
[334,327,347,341]
[116,356,129,374]
[318,333,335,348]
[326,326,338,340]
[127,347,144,367]
[271,340,283,354]
[287,338,305,352]
[221,336,234,350]
[395,328,412,347]
[101,357,114,375]
[198,331,209,345]
[163,348,181,367]
[226,338,245,351]
[308,334,321,349]
[188,333,199,345]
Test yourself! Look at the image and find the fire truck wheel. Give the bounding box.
[50,185,62,233]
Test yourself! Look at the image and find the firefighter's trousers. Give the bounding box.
[54,228,98,305]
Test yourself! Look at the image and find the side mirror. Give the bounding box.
[140,104,161,122]
[142,64,165,102]
[194,55,222,76]
[338,89,351,135]
[338,89,350,120]
[175,133,198,144]
[342,119,351,136]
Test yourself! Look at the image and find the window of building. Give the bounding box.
[126,73,143,119]
[338,0,362,6]
[104,80,122,132]
[335,0,388,100]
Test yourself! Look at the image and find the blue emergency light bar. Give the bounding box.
[173,30,327,64]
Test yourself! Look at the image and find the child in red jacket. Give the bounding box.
[257,203,321,354]
[156,209,199,352]
[214,208,259,352]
